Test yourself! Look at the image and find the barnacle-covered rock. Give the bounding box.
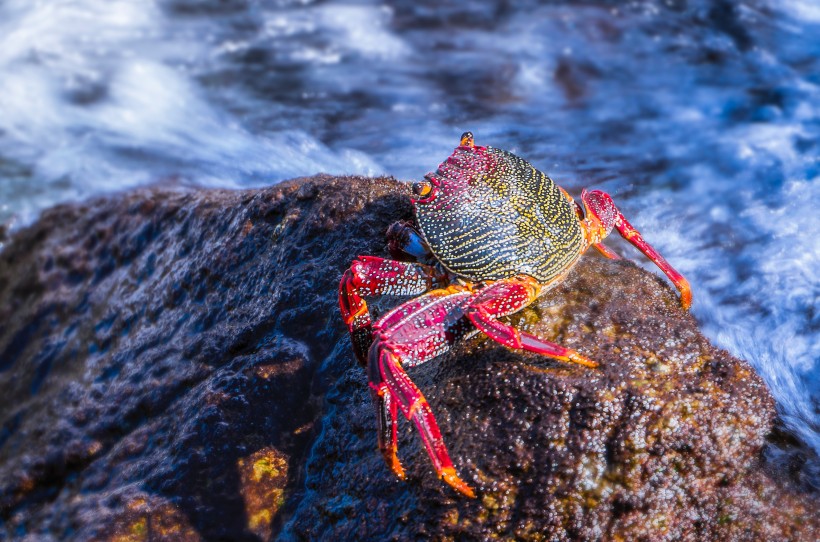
[0,176,816,540]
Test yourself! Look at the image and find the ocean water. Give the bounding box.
[0,0,817,484]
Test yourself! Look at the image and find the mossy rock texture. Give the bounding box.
[0,176,816,541]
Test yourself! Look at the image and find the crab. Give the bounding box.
[339,132,691,497]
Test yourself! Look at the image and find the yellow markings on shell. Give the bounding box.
[415,145,584,283]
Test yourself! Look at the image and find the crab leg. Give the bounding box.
[465,276,598,368]
[368,288,477,497]
[369,368,402,478]
[593,242,621,260]
[370,345,474,497]
[581,189,692,309]
[339,256,444,365]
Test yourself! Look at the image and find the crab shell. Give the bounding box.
[414,144,584,283]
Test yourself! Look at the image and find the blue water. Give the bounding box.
[0,0,818,482]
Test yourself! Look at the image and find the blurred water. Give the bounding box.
[0,0,817,483]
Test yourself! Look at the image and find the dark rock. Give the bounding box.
[283,245,819,541]
[0,175,409,540]
[0,175,816,541]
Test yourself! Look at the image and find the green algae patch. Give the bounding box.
[237,447,290,540]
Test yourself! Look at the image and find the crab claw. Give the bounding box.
[459,131,474,148]
[581,189,692,310]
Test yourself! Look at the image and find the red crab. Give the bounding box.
[339,132,691,497]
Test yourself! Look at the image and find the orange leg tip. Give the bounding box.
[593,242,621,260]
[568,352,599,369]
[678,280,692,310]
[441,467,476,498]
[385,453,406,480]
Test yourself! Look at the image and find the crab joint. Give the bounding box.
[407,396,427,418]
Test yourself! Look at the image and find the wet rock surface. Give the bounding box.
[0,176,816,541]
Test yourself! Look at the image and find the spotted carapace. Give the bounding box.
[339,132,691,497]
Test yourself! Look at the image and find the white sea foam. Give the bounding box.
[0,0,381,224]
[775,0,820,23]
[633,133,820,460]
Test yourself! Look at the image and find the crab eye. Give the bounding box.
[412,181,433,197]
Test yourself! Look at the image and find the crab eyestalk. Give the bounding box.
[581,189,692,309]
[412,181,432,198]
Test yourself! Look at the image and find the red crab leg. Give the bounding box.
[339,256,444,365]
[370,374,403,479]
[581,189,692,309]
[370,345,475,497]
[465,276,598,368]
[368,288,476,497]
